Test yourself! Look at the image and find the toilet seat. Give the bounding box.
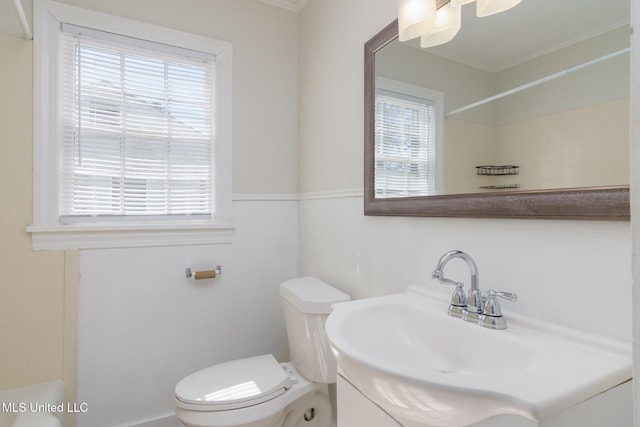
[175,355,293,411]
[176,366,322,427]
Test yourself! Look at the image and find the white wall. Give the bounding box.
[77,199,297,427]
[55,1,301,426]
[299,196,630,340]
[298,0,631,342]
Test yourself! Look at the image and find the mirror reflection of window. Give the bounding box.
[374,78,444,198]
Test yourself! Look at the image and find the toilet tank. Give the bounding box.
[279,277,350,383]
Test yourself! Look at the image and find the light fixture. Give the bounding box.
[398,0,522,47]
[420,2,461,48]
[398,0,437,42]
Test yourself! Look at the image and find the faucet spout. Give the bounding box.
[433,250,482,321]
[433,250,478,290]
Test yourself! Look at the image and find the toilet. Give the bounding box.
[174,277,350,427]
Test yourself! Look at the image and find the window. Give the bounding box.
[374,78,444,198]
[60,25,215,220]
[31,0,232,250]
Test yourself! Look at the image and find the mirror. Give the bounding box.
[364,0,630,219]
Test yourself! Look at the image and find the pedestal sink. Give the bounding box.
[325,285,631,427]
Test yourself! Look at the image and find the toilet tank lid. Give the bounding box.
[280,277,350,314]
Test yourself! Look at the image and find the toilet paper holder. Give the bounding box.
[185,265,222,280]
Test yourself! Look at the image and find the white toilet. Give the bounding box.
[174,277,350,427]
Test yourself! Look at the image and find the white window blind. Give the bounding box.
[374,89,437,198]
[60,24,216,221]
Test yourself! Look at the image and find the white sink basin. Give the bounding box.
[326,286,631,427]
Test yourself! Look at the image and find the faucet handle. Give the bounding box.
[491,290,517,301]
[480,290,518,330]
[435,275,457,287]
[434,275,467,305]
[450,282,467,306]
[483,289,517,317]
[447,282,467,319]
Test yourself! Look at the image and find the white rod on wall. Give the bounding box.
[445,47,631,117]
[12,0,33,40]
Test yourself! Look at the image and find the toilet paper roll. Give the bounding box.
[194,270,217,280]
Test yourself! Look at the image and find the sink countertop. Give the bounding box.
[326,285,632,427]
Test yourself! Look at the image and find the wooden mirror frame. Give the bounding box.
[364,20,630,220]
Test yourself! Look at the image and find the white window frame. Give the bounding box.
[29,0,233,250]
[375,77,445,196]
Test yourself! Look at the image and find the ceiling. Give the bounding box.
[0,0,631,71]
[425,0,630,72]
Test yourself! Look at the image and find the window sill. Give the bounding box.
[27,222,235,251]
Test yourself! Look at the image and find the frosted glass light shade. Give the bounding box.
[420,3,461,48]
[450,0,475,6]
[398,0,437,41]
[476,0,521,17]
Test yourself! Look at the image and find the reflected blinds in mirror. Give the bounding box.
[374,89,436,198]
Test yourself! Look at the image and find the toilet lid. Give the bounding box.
[175,354,292,410]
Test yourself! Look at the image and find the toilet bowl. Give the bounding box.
[175,277,350,427]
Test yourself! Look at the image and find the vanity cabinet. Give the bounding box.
[337,375,402,427]
[336,375,632,427]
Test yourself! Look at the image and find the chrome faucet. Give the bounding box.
[481,290,518,330]
[432,250,483,322]
[432,250,517,329]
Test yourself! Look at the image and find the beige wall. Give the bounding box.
[497,98,630,190]
[444,119,495,193]
[444,98,630,193]
[54,0,299,195]
[297,0,396,193]
[0,34,65,388]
